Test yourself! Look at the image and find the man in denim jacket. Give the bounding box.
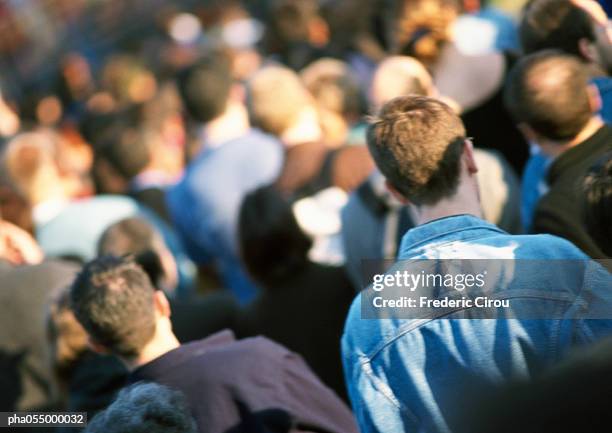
[341,96,612,433]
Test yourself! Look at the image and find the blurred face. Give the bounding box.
[574,0,612,73]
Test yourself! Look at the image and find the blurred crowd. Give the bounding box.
[0,0,611,432]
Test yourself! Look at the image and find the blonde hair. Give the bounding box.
[247,65,313,136]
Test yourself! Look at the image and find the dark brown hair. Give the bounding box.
[70,256,157,359]
[520,0,595,58]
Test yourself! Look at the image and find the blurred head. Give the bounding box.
[583,152,612,257]
[97,218,178,293]
[300,58,365,146]
[520,0,612,74]
[1,130,89,205]
[70,255,171,361]
[86,382,196,433]
[504,50,598,150]
[101,55,158,106]
[393,0,460,66]
[47,289,89,383]
[263,0,329,70]
[247,64,319,140]
[239,185,312,287]
[176,53,233,124]
[370,56,435,110]
[93,126,153,194]
[367,95,468,205]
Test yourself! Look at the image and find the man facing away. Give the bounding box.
[341,95,612,433]
[70,255,357,433]
[504,51,612,258]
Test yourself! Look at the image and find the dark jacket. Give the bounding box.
[128,330,358,433]
[236,262,355,401]
[533,125,612,258]
[0,260,78,412]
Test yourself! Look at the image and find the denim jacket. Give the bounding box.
[342,215,612,433]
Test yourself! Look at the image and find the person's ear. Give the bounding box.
[587,83,603,113]
[153,290,172,318]
[463,139,478,175]
[385,180,411,205]
[579,37,598,63]
[87,337,109,355]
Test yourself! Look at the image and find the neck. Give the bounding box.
[280,106,323,147]
[124,320,180,371]
[204,102,250,147]
[414,176,483,226]
[539,116,604,158]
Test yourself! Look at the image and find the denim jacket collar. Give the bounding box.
[398,213,507,257]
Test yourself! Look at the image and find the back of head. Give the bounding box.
[393,0,460,66]
[69,256,157,359]
[86,382,196,433]
[583,152,612,257]
[47,289,89,382]
[96,126,153,183]
[97,217,166,288]
[247,65,313,136]
[370,56,434,110]
[367,95,466,205]
[504,50,593,141]
[176,53,233,124]
[300,58,364,119]
[520,0,594,57]
[238,185,312,287]
[2,131,58,203]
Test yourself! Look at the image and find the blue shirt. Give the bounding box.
[37,195,195,297]
[166,129,284,304]
[342,215,612,433]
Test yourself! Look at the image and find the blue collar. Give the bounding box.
[399,214,507,256]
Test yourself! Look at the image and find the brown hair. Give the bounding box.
[367,95,466,205]
[394,0,460,66]
[504,50,592,140]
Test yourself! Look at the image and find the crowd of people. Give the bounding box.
[0,0,611,432]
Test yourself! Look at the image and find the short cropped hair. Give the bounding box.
[520,0,595,57]
[247,65,313,136]
[583,152,612,257]
[176,53,233,123]
[504,50,592,140]
[97,218,166,287]
[70,256,157,359]
[366,95,466,205]
[97,126,152,180]
[86,382,196,433]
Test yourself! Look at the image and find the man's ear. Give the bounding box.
[463,139,478,175]
[153,290,172,318]
[385,180,411,205]
[87,337,109,355]
[587,83,603,113]
[579,37,597,63]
